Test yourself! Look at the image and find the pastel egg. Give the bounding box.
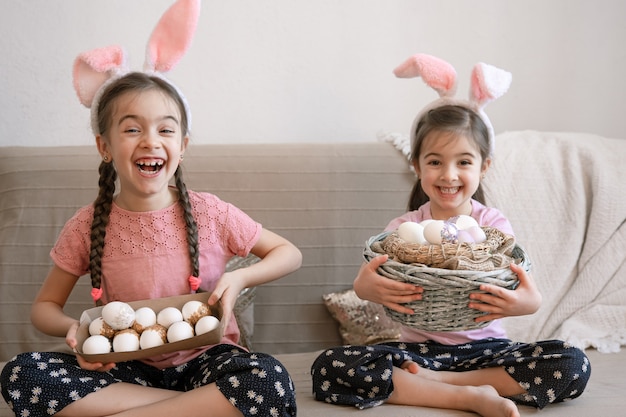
[440,221,459,243]
[157,307,183,329]
[167,320,195,343]
[466,225,487,243]
[397,221,427,244]
[423,220,445,244]
[195,315,220,335]
[101,301,136,330]
[456,229,476,243]
[451,214,479,230]
[82,335,112,355]
[112,329,140,352]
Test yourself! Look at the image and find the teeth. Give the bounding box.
[136,159,164,174]
[136,160,163,166]
[440,187,459,194]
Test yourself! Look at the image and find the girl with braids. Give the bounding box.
[0,72,301,417]
[2,2,301,416]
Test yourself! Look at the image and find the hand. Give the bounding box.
[66,321,116,372]
[353,255,423,315]
[468,262,542,322]
[207,271,245,331]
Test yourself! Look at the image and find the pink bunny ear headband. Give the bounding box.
[72,0,201,136]
[394,53,512,157]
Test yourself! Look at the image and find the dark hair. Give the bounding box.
[407,105,490,211]
[89,72,198,303]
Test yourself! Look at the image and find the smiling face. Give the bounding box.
[413,130,490,220]
[97,88,188,211]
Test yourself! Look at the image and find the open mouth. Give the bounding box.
[136,159,164,175]
[439,187,460,194]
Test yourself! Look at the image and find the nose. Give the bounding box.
[440,165,458,182]
[141,129,162,149]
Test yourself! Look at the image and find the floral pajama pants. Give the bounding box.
[311,338,590,410]
[1,344,296,417]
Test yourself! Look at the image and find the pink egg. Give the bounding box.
[457,229,476,243]
[466,226,486,243]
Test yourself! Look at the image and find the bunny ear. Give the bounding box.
[469,62,512,109]
[393,53,457,98]
[145,0,201,73]
[73,46,127,108]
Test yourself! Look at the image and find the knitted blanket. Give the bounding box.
[485,131,626,353]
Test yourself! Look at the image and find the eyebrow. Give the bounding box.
[117,114,180,126]
[423,151,477,159]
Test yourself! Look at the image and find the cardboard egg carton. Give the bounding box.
[76,292,223,363]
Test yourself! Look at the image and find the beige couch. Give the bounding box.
[1,131,625,416]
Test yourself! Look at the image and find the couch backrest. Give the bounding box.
[2,132,625,360]
[0,142,414,360]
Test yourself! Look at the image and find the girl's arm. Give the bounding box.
[353,255,423,315]
[207,228,302,328]
[32,265,117,372]
[31,265,81,337]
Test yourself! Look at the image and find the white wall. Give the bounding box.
[1,0,624,147]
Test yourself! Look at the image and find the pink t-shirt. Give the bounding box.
[385,200,514,345]
[51,190,262,368]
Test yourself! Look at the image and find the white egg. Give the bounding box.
[452,214,479,230]
[82,335,112,355]
[101,301,136,330]
[134,307,157,327]
[167,320,195,343]
[466,225,487,243]
[157,307,183,329]
[420,219,435,228]
[181,300,210,326]
[195,315,220,335]
[112,329,140,352]
[139,324,167,349]
[397,221,428,244]
[423,220,445,244]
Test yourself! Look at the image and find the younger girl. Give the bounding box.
[311,55,590,417]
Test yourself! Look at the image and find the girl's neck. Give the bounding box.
[114,187,179,212]
[430,201,473,220]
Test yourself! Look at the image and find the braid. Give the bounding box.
[89,161,116,304]
[175,166,200,277]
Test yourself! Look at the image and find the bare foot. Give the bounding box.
[470,385,519,417]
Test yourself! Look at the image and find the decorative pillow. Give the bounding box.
[227,254,261,351]
[323,289,401,345]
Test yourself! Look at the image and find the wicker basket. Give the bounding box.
[363,231,531,332]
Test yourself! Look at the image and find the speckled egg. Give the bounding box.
[101,301,136,330]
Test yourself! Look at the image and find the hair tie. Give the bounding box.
[188,275,201,292]
[90,287,103,303]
